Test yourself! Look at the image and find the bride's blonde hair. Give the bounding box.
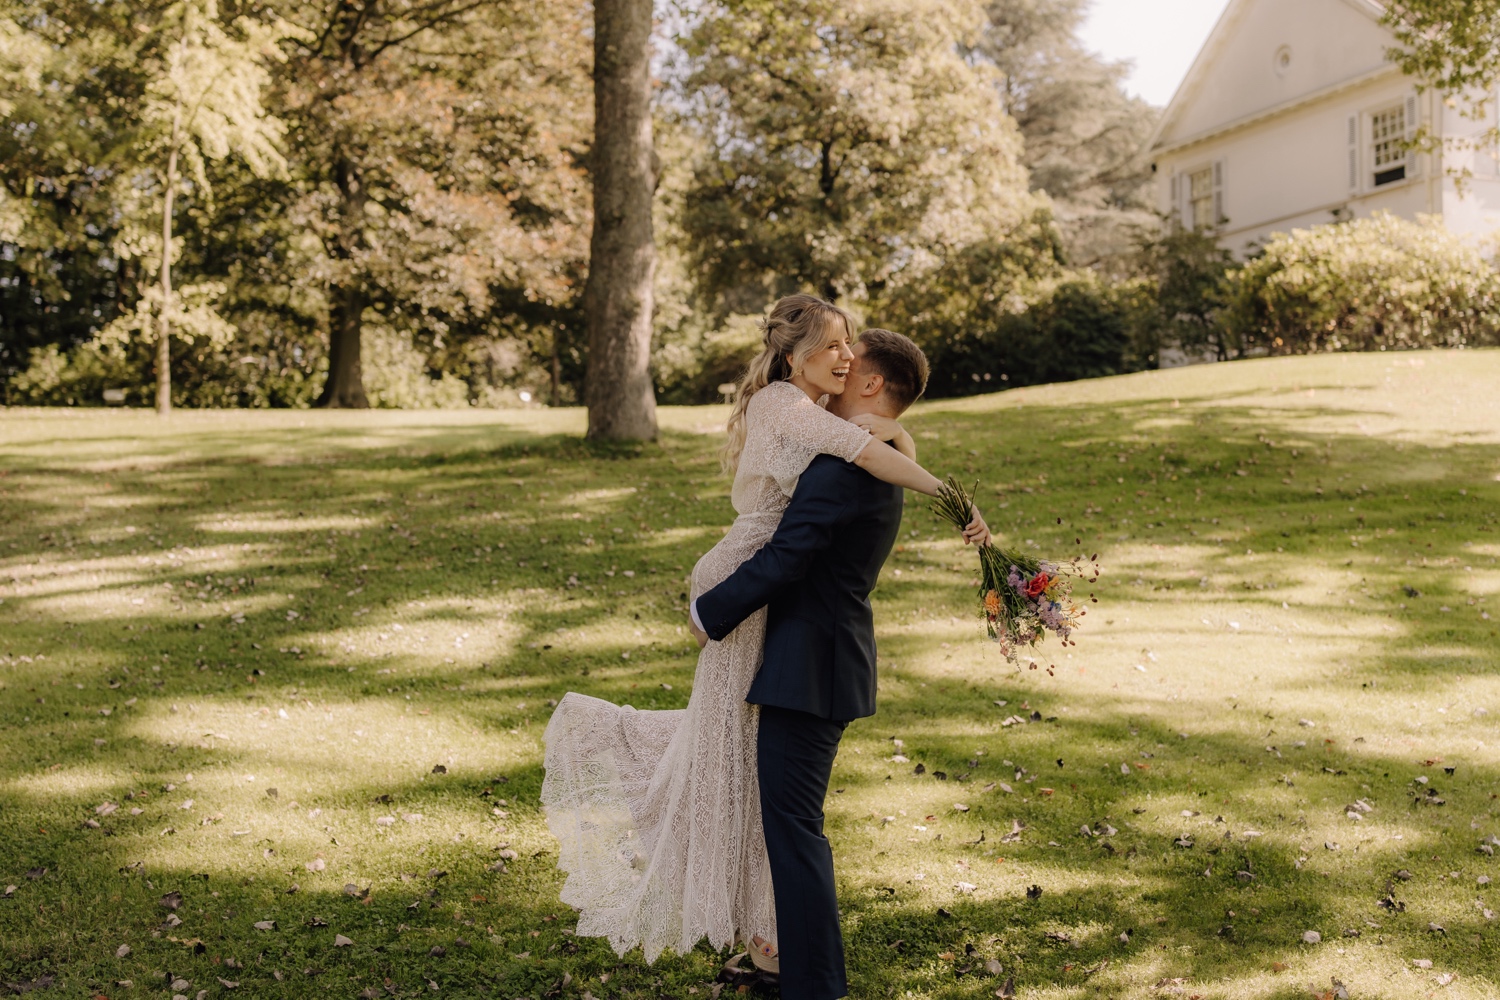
[721,293,858,475]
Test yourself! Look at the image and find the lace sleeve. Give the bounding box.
[754,382,873,497]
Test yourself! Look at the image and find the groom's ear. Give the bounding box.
[861,372,885,398]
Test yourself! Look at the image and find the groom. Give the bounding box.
[689,329,932,1000]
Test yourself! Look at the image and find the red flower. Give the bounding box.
[1024,572,1050,598]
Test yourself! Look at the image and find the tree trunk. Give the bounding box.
[317,282,370,408]
[156,124,180,416]
[316,157,371,408]
[583,0,657,441]
[550,327,562,408]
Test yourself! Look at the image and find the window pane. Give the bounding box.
[1372,106,1405,169]
[1189,167,1214,229]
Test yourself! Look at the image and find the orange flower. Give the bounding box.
[984,590,1001,616]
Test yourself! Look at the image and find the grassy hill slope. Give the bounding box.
[1,350,1497,999]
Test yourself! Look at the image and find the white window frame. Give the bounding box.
[1352,93,1421,193]
[1172,159,1226,231]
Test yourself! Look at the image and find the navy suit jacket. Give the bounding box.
[695,454,903,722]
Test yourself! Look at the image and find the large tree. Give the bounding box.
[1,0,593,409]
[976,0,1158,269]
[583,0,658,440]
[0,0,141,397]
[0,0,294,409]
[677,0,1034,307]
[273,0,591,408]
[132,0,298,414]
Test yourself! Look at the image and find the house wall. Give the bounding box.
[1166,0,1391,143]
[1155,76,1440,255]
[1437,99,1500,237]
[1149,0,1500,255]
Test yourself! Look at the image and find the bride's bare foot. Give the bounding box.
[749,935,779,975]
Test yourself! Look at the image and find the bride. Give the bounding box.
[541,294,986,969]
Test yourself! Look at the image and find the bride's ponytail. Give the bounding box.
[721,293,857,475]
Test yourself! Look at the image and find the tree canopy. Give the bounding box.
[676,0,1035,307]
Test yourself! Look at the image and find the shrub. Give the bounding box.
[359,325,471,409]
[902,278,1139,398]
[1131,229,1237,363]
[653,314,763,405]
[881,225,1140,397]
[1225,212,1500,354]
[7,343,139,407]
[6,322,471,409]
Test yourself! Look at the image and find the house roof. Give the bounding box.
[1146,0,1391,158]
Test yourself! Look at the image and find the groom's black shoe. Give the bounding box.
[718,953,779,993]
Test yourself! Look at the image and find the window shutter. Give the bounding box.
[1169,172,1179,226]
[1347,114,1359,192]
[1212,159,1226,226]
[1405,92,1422,177]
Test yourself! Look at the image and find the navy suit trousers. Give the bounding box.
[757,705,849,1000]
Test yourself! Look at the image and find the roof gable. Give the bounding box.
[1151,0,1394,154]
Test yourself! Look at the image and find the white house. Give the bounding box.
[1147,0,1500,255]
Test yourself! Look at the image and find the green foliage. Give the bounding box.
[1224,212,1500,355]
[653,314,764,405]
[1384,0,1500,164]
[139,0,302,194]
[1132,228,1238,363]
[7,316,491,409]
[8,330,324,409]
[2,353,1499,996]
[677,0,1035,306]
[977,0,1159,269]
[276,0,593,404]
[878,214,1140,395]
[0,0,593,406]
[361,324,472,409]
[6,343,137,407]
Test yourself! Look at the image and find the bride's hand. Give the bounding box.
[847,412,904,442]
[962,505,991,547]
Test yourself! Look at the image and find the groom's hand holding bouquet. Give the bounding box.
[933,478,1099,669]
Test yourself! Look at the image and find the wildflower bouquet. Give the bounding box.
[931,477,1098,667]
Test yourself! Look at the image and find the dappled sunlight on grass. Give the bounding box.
[5,761,131,802]
[2,351,1498,997]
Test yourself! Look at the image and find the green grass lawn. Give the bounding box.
[1,350,1498,1000]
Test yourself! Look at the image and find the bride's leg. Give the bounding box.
[736,702,780,964]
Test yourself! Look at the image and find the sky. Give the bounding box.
[1078,0,1235,107]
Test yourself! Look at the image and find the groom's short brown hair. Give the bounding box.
[858,329,929,414]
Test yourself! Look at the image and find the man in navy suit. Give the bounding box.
[689,330,940,1000]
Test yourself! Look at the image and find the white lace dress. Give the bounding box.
[541,381,873,962]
